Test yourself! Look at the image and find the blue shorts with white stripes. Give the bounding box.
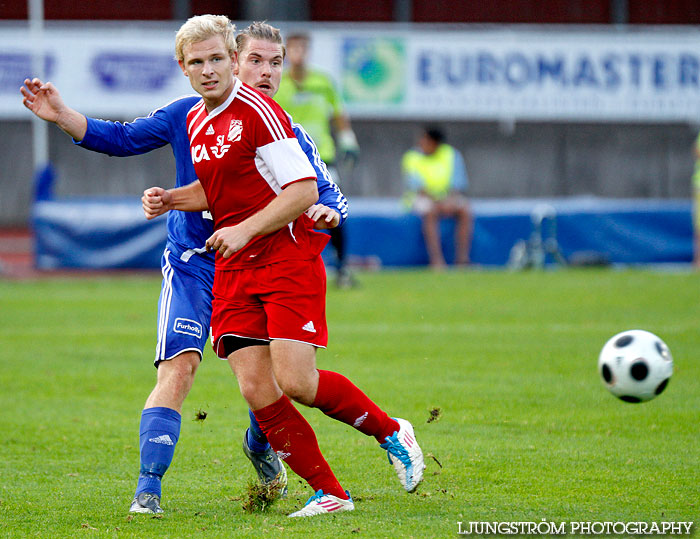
[155,248,214,367]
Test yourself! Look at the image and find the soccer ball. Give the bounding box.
[598,329,673,403]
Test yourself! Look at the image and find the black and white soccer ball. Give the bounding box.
[598,329,673,403]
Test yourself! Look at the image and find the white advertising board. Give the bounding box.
[2,24,700,122]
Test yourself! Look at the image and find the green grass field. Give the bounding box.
[0,268,698,538]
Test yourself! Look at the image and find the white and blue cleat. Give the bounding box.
[380,418,425,492]
[287,489,355,518]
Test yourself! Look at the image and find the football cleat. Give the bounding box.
[287,490,354,518]
[129,492,164,514]
[380,418,425,492]
[242,430,288,497]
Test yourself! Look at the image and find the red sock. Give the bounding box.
[253,395,347,499]
[313,370,400,444]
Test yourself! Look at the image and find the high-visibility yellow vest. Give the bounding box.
[402,143,462,199]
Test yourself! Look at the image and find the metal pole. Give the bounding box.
[394,0,412,22]
[611,0,628,25]
[172,0,190,21]
[29,0,49,173]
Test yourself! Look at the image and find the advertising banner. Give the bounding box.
[3,24,700,122]
[1,25,193,118]
[327,28,700,122]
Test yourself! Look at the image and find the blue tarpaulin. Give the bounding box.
[32,196,694,270]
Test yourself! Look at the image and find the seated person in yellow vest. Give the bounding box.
[693,132,700,268]
[402,127,473,269]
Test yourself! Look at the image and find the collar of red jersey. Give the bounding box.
[203,78,242,118]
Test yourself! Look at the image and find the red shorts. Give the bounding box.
[211,255,328,358]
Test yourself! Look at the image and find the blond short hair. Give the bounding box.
[174,14,236,62]
[235,21,285,59]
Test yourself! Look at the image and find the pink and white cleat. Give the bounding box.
[287,490,355,518]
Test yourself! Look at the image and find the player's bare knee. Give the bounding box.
[238,377,267,403]
[279,378,315,406]
[158,352,200,383]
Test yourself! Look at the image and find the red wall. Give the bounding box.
[3,0,700,24]
[411,1,610,24]
[1,0,239,20]
[311,0,394,22]
[628,0,700,24]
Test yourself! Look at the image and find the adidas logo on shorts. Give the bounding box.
[302,321,316,333]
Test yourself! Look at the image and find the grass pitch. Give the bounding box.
[0,268,698,538]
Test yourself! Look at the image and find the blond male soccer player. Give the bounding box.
[20,29,344,517]
[143,17,424,517]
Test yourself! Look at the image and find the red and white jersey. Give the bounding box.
[186,78,328,270]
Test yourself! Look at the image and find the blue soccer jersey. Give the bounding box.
[76,93,348,362]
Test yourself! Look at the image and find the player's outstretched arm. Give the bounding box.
[20,78,87,140]
[306,204,340,229]
[142,180,208,220]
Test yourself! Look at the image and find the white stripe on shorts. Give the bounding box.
[156,249,175,360]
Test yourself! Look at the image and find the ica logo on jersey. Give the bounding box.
[191,144,210,162]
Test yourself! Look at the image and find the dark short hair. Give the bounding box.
[424,127,445,144]
[236,21,285,58]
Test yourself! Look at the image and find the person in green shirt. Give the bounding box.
[275,32,359,287]
[402,127,473,269]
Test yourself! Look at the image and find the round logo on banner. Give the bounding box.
[342,37,405,104]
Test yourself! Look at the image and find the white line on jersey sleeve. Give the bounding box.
[256,138,317,189]
[239,85,286,139]
[237,86,286,141]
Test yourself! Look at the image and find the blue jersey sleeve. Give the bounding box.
[78,115,168,156]
[76,95,201,157]
[72,94,215,261]
[291,120,349,227]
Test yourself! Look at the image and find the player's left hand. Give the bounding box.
[306,204,340,229]
[206,225,253,258]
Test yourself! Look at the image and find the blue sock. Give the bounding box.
[246,409,270,453]
[135,407,181,498]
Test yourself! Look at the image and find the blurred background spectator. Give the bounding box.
[402,126,472,269]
